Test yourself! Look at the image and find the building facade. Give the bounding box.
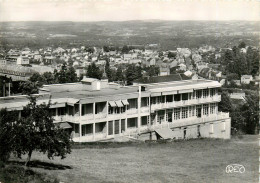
[0,78,231,142]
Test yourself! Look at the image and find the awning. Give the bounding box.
[50,103,66,108]
[178,89,193,94]
[109,101,117,107]
[151,92,161,97]
[122,99,129,105]
[67,98,79,106]
[162,90,178,95]
[155,128,175,139]
[58,122,72,129]
[115,100,123,107]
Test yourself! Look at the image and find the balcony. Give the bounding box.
[150,112,229,130]
[81,114,94,121]
[53,114,80,123]
[95,113,107,119]
[126,108,138,115]
[141,107,149,113]
[151,95,221,111]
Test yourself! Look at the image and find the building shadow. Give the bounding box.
[8,160,72,170]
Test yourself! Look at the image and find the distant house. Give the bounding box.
[0,59,6,65]
[230,92,245,100]
[159,67,170,76]
[17,56,30,65]
[129,59,141,64]
[241,75,253,84]
[253,76,260,85]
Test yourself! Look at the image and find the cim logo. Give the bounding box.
[226,164,245,174]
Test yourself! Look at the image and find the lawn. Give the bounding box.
[9,135,259,183]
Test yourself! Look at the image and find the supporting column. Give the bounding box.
[93,123,95,140]
[148,96,151,129]
[79,103,82,142]
[113,120,115,135]
[106,121,108,137]
[137,85,141,133]
[164,109,167,123]
[119,119,121,135]
[93,102,95,119]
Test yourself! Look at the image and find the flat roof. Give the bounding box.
[0,79,221,109]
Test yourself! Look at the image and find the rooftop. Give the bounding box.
[0,79,221,109]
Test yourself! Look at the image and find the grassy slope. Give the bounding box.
[14,135,258,183]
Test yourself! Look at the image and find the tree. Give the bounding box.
[86,62,102,80]
[0,97,71,166]
[19,81,39,95]
[116,65,125,82]
[218,91,233,113]
[122,45,129,54]
[125,64,142,85]
[238,41,246,49]
[105,59,112,82]
[0,109,19,162]
[240,92,259,134]
[66,66,78,83]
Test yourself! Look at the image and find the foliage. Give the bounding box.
[168,52,177,58]
[218,91,233,113]
[0,109,19,162]
[222,43,259,77]
[19,81,39,95]
[219,89,259,134]
[0,97,71,166]
[240,92,259,134]
[125,64,142,85]
[115,65,125,82]
[86,62,102,80]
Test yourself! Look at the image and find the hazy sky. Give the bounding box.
[0,0,259,22]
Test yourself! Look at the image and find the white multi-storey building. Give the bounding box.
[0,77,231,142]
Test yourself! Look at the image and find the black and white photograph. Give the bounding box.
[0,0,259,182]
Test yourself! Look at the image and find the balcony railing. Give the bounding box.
[151,95,221,111]
[126,108,138,115]
[95,113,107,119]
[150,112,229,130]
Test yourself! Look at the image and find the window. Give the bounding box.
[210,88,216,97]
[182,93,188,100]
[157,96,165,103]
[141,97,149,107]
[166,95,173,103]
[192,91,196,99]
[108,105,113,114]
[196,105,202,117]
[58,107,65,116]
[188,106,195,117]
[141,116,148,126]
[108,121,113,135]
[121,106,126,113]
[181,107,188,119]
[166,109,173,122]
[174,94,181,101]
[127,118,137,128]
[196,90,202,99]
[151,97,157,104]
[121,119,125,132]
[174,108,181,120]
[203,89,209,98]
[210,103,216,114]
[115,107,120,114]
[203,104,209,116]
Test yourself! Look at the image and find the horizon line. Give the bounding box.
[0,19,259,23]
